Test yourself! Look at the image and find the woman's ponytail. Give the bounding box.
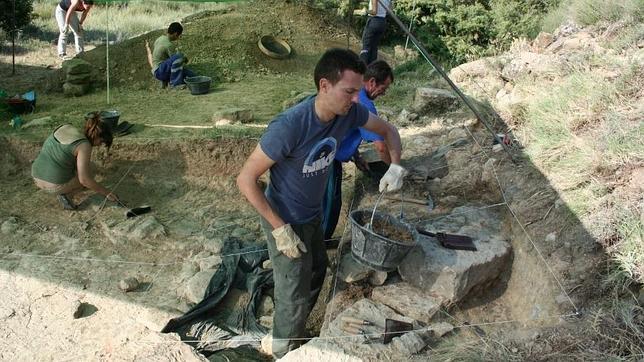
[84,111,113,148]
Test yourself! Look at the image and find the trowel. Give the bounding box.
[116,200,152,218]
[415,226,477,251]
[383,318,414,344]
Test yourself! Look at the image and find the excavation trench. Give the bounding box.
[0,130,573,360]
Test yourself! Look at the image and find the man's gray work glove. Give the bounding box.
[272,224,307,259]
[379,164,408,192]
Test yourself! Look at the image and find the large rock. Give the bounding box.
[371,282,444,323]
[449,57,500,82]
[183,270,215,304]
[449,57,506,97]
[500,51,563,82]
[412,87,459,116]
[281,299,416,362]
[101,215,166,244]
[398,206,512,303]
[66,72,92,85]
[63,82,90,97]
[532,32,554,51]
[62,58,93,75]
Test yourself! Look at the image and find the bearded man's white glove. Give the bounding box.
[272,224,307,259]
[379,164,408,192]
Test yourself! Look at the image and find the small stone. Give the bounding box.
[545,232,556,242]
[391,331,426,355]
[492,144,503,152]
[198,255,222,271]
[262,259,272,269]
[261,334,273,356]
[428,322,454,337]
[511,347,518,353]
[215,119,232,126]
[447,128,467,139]
[203,237,224,254]
[118,277,139,292]
[212,108,253,124]
[368,271,388,286]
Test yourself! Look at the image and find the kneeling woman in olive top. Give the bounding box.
[31,112,119,210]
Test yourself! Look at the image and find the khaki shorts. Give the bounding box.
[33,177,82,195]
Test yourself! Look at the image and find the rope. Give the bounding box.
[75,311,578,346]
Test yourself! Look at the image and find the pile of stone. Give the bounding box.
[281,205,513,361]
[62,59,94,97]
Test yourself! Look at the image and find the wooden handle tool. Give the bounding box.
[341,316,373,326]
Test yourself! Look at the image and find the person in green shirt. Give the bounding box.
[144,22,195,88]
[31,112,120,210]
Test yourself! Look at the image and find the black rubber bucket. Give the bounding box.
[185,76,212,95]
[349,209,418,272]
[99,110,120,130]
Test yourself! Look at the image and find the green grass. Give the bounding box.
[0,72,309,140]
[613,210,644,283]
[509,36,643,283]
[541,0,643,44]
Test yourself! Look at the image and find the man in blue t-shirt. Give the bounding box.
[236,49,406,359]
[322,60,394,240]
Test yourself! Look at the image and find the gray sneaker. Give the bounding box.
[57,194,77,210]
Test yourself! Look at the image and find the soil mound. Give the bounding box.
[79,0,357,89]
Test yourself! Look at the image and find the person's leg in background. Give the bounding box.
[66,12,84,55]
[154,56,175,88]
[360,17,387,65]
[55,6,68,57]
[34,176,84,210]
[321,159,343,240]
[169,52,189,87]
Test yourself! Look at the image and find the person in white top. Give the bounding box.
[359,0,392,65]
[54,0,94,59]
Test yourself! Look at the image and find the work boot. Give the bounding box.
[57,194,77,210]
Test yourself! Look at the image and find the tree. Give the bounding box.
[0,0,33,75]
[0,0,32,35]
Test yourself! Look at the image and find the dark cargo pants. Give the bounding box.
[360,16,387,65]
[260,216,328,359]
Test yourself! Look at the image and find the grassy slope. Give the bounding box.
[518,0,643,285]
[2,0,358,139]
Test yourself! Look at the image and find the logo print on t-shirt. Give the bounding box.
[302,137,337,177]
